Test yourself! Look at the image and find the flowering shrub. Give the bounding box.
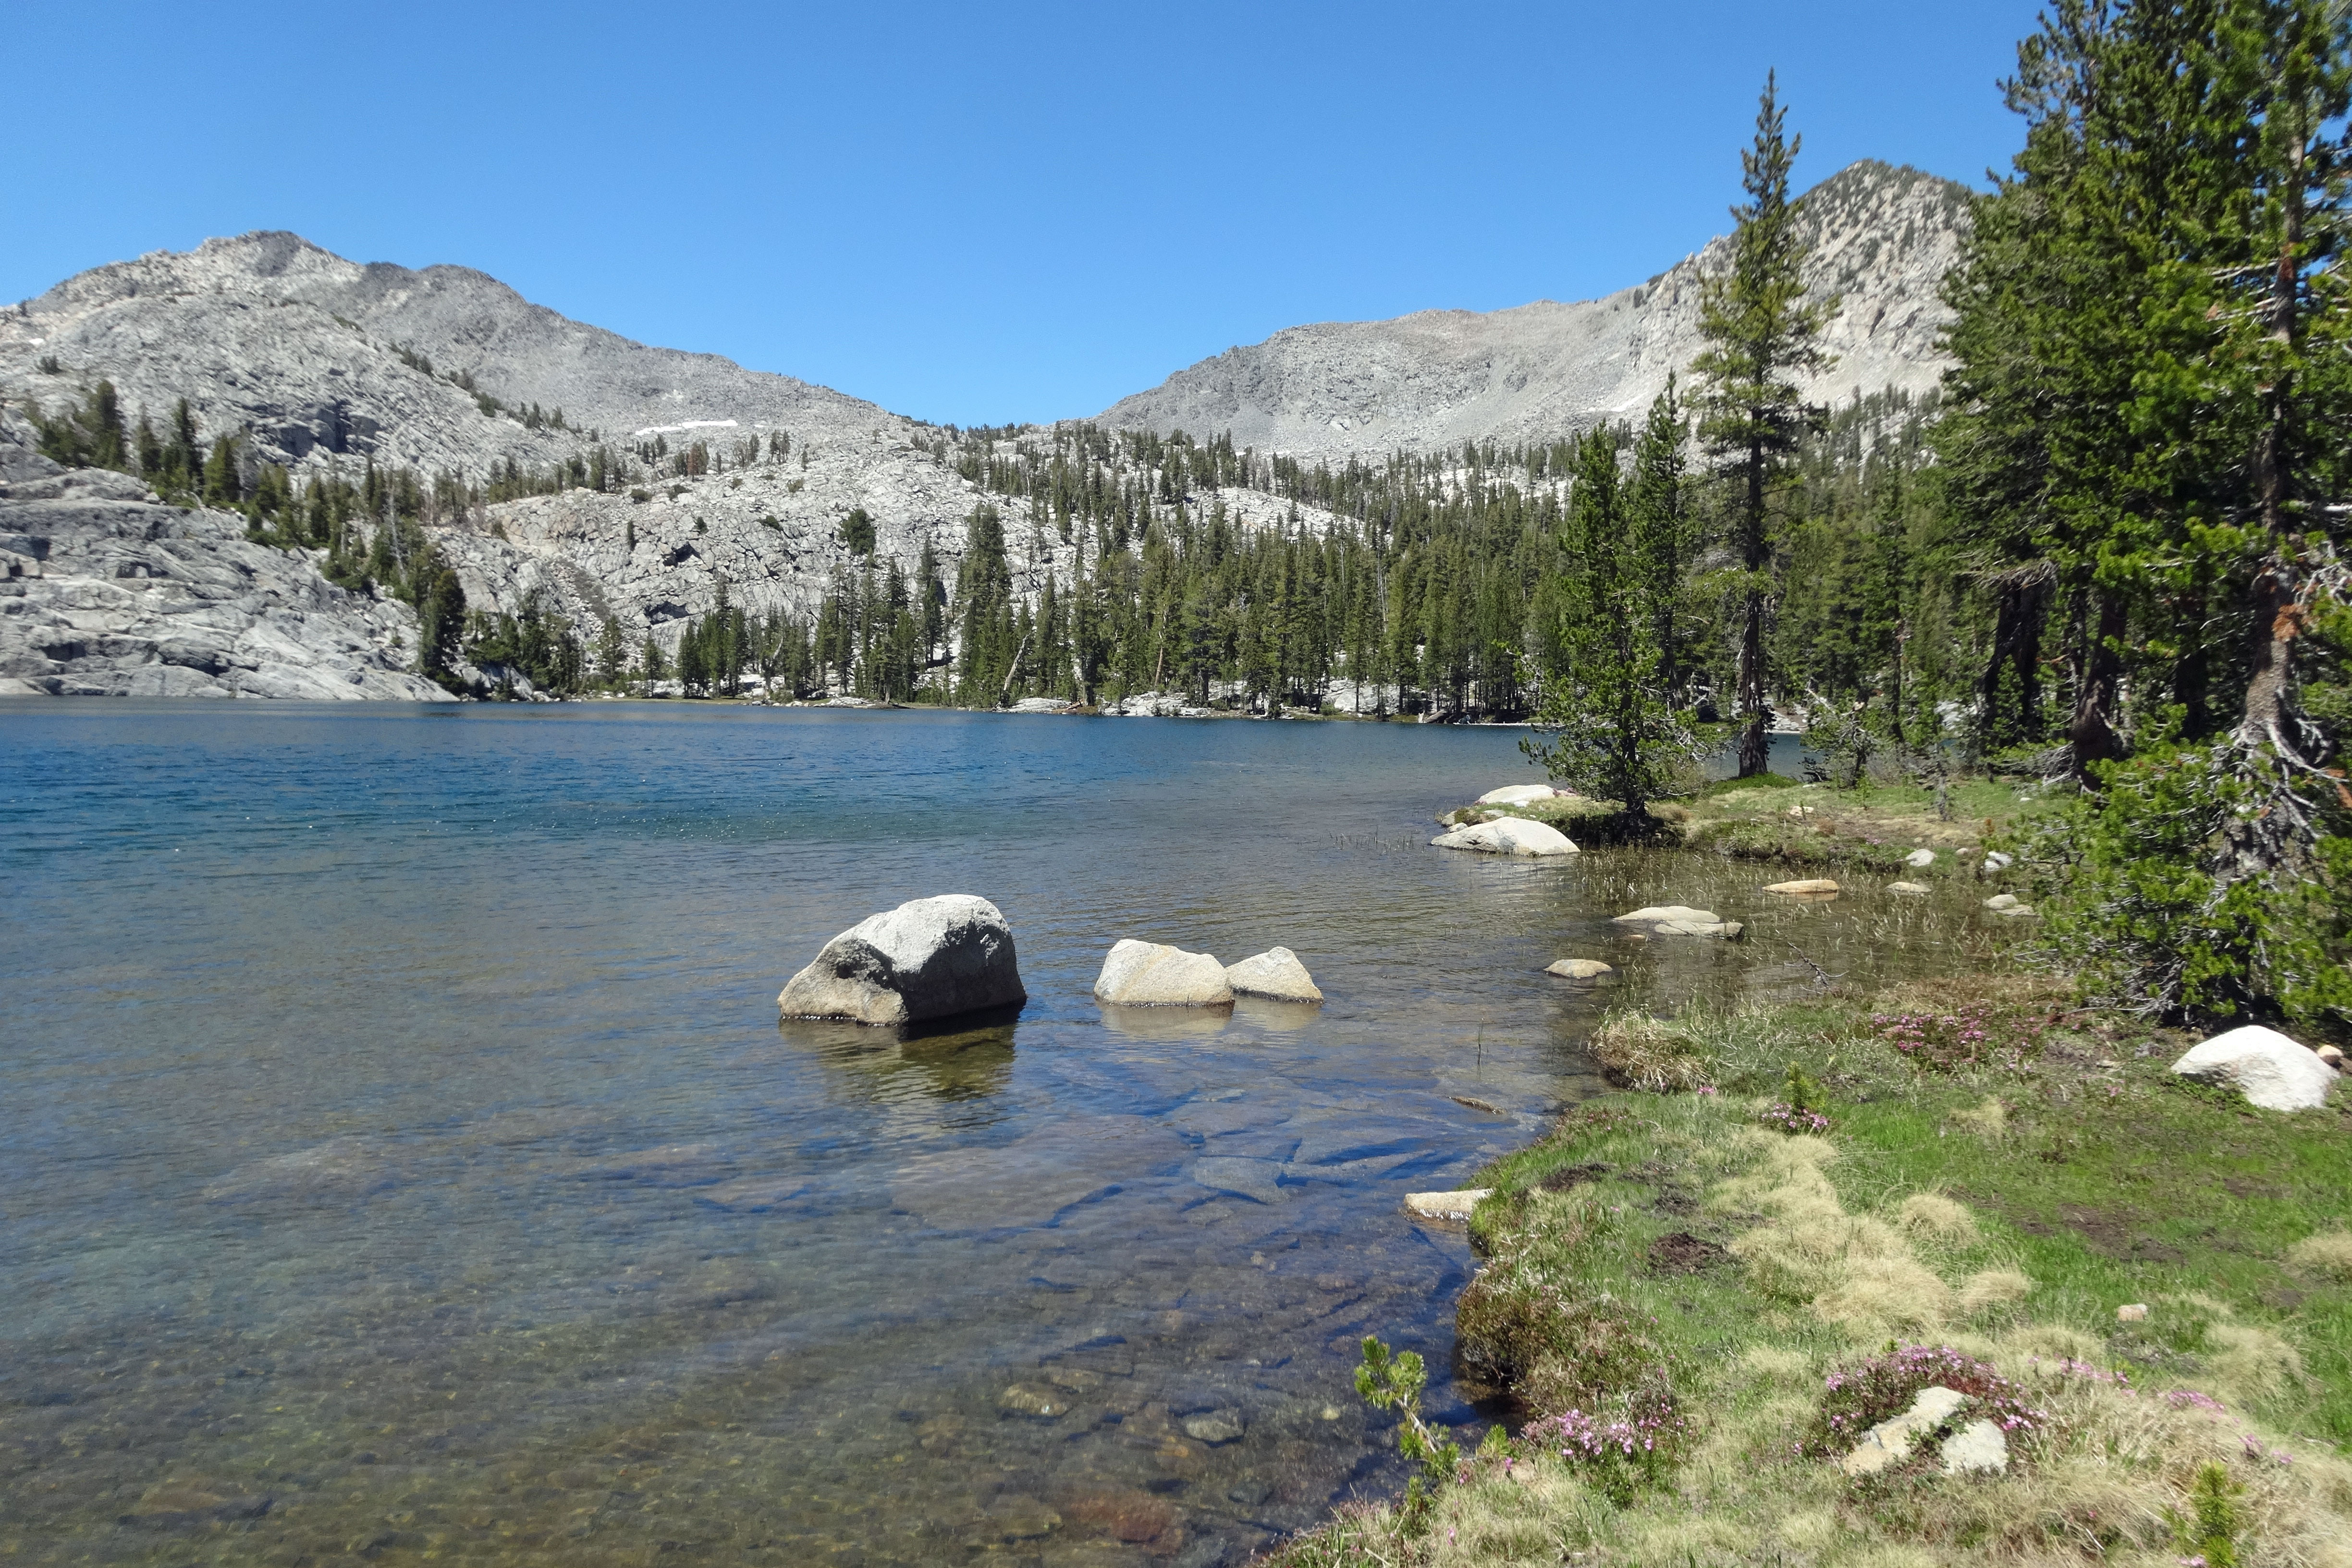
[1872,1004,2046,1073]
[1802,1344,2052,1459]
[1760,1101,1832,1135]
[1521,1392,1690,1500]
[2161,1389,2227,1413]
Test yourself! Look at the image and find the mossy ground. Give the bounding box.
[1257,974,2352,1566]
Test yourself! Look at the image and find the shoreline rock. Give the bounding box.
[778,894,1026,1026]
[1431,818,1579,856]
[1545,958,1613,980]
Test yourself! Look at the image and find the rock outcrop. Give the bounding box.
[777,895,1026,1026]
[2172,1025,2336,1112]
[1432,818,1579,856]
[0,410,444,698]
[1093,940,1234,1006]
[1224,947,1323,1004]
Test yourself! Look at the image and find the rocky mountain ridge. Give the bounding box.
[1,158,1972,698]
[1099,161,1970,456]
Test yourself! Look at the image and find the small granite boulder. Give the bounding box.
[1546,958,1614,980]
[1941,1418,2009,1474]
[778,894,1026,1026]
[1432,818,1579,856]
[1095,939,1234,1006]
[1225,946,1323,1003]
[1886,881,1932,896]
[1905,847,1937,869]
[2172,1024,2335,1112]
[1765,878,1839,895]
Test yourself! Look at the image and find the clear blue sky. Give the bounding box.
[13,1,2041,428]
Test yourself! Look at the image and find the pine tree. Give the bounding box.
[1528,432,1705,827]
[1693,73,1839,776]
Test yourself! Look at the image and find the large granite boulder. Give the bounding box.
[1094,940,1234,1006]
[2172,1025,2335,1112]
[778,895,1026,1026]
[1225,947,1323,1003]
[1432,818,1579,856]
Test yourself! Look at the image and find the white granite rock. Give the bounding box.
[777,894,1026,1026]
[1765,879,1839,895]
[1475,784,1561,806]
[1432,818,1579,856]
[2172,1025,2335,1112]
[1612,906,1743,939]
[1545,958,1614,980]
[1094,939,1234,1006]
[1224,947,1323,1004]
[1887,881,1932,896]
[1941,1419,2009,1474]
[1905,848,1937,869]
[1838,1384,1970,1477]
[1404,1188,1490,1220]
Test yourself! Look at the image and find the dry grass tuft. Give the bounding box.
[1960,1267,2034,1313]
[2288,1229,2352,1282]
[1949,1094,2009,1137]
[1716,1129,1956,1336]
[1899,1191,1980,1240]
[1589,1014,1711,1093]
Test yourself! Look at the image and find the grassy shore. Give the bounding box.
[1264,966,2352,1567]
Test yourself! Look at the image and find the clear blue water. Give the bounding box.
[0,704,1887,1567]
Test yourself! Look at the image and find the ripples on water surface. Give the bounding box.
[1,704,1980,1565]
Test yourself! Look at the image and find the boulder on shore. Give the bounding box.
[1432,818,1579,856]
[1546,958,1614,980]
[1612,906,1744,939]
[1476,784,1565,806]
[1094,939,1234,1006]
[778,894,1027,1026]
[2172,1024,2336,1112]
[1225,947,1323,1003]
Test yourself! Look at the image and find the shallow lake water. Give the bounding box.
[0,704,1986,1566]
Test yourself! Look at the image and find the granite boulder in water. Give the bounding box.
[1224,946,1323,1003]
[1094,940,1234,1005]
[778,894,1026,1026]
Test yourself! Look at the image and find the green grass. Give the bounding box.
[1255,977,2352,1567]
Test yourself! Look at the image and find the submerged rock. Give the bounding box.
[1095,940,1234,1005]
[2172,1024,2336,1112]
[777,894,1026,1026]
[1224,946,1323,1003]
[1431,818,1579,856]
[1612,906,1743,939]
[1545,958,1614,980]
[1190,1156,1285,1204]
[996,1384,1068,1418]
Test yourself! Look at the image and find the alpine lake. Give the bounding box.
[0,703,1990,1567]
